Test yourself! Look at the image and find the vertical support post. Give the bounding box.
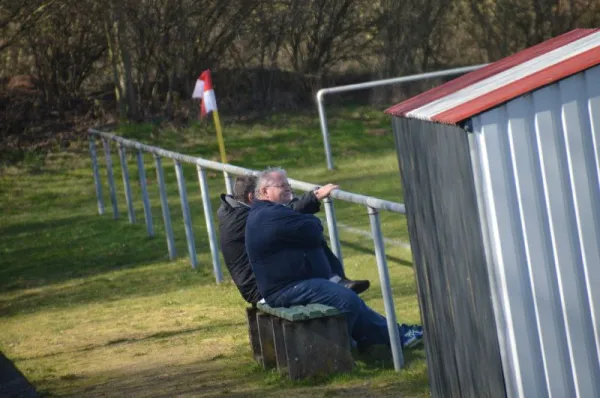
[368,206,404,371]
[322,197,343,268]
[316,92,334,170]
[174,160,198,269]
[89,136,105,215]
[154,155,176,260]
[118,143,136,224]
[102,138,119,219]
[246,307,263,364]
[136,150,154,237]
[197,165,223,283]
[224,171,234,195]
[257,313,277,368]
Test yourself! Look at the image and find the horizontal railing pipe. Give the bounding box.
[316,64,489,169]
[88,129,406,214]
[89,130,257,177]
[316,65,488,99]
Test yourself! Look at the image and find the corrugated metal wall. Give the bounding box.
[469,64,600,398]
[393,118,506,398]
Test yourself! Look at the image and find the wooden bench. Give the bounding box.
[246,303,353,380]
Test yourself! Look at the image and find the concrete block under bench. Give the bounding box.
[246,303,353,380]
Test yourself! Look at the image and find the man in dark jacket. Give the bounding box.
[217,175,369,305]
[245,168,423,349]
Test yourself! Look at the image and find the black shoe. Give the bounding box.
[339,278,370,294]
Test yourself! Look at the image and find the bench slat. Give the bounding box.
[278,307,308,321]
[305,303,340,316]
[295,305,326,319]
[257,303,307,321]
[257,302,339,321]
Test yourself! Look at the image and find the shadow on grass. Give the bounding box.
[0,210,222,317]
[14,321,246,362]
[352,345,426,371]
[1,213,192,284]
[0,262,217,318]
[339,240,412,269]
[38,342,428,398]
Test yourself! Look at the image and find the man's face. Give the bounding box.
[262,173,293,204]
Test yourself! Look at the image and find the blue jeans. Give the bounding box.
[266,278,408,347]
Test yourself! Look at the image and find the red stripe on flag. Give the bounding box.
[200,70,214,91]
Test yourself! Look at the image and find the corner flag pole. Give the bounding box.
[211,109,233,194]
[193,69,234,194]
[212,110,227,164]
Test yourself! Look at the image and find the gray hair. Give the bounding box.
[254,167,287,198]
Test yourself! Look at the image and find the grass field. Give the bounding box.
[0,106,429,397]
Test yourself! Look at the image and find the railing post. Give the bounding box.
[316,92,334,170]
[224,171,234,195]
[118,143,136,224]
[368,206,404,371]
[154,155,176,260]
[316,65,487,171]
[197,166,223,283]
[136,150,154,237]
[102,138,119,219]
[174,160,198,269]
[89,136,104,215]
[322,196,343,267]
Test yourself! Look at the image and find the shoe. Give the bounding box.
[339,278,370,294]
[401,325,424,348]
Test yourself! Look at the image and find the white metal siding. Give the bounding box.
[470,65,600,398]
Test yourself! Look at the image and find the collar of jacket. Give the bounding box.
[251,198,299,208]
[221,194,250,209]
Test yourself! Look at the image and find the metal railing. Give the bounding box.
[316,64,488,169]
[88,127,408,370]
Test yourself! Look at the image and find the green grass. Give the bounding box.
[0,105,429,397]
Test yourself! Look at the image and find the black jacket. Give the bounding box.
[217,192,321,304]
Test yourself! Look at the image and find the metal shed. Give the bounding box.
[385,29,600,398]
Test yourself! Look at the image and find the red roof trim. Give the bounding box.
[384,29,598,117]
[430,46,600,124]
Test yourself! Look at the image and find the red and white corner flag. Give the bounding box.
[192,69,228,166]
[192,69,218,117]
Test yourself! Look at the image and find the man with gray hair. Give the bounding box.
[246,168,423,351]
[217,173,369,306]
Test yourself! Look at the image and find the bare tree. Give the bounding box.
[0,0,60,53]
[283,0,378,78]
[462,0,600,62]
[373,0,454,102]
[121,0,256,117]
[23,0,106,113]
[102,0,139,120]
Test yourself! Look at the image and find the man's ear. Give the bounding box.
[246,192,254,203]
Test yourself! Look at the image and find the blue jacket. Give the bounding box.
[217,192,321,304]
[245,199,331,300]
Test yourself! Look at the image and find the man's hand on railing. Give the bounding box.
[314,184,339,200]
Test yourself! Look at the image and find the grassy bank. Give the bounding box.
[0,106,428,397]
